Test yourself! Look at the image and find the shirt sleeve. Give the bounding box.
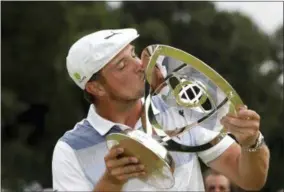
[52,141,93,191]
[192,126,235,165]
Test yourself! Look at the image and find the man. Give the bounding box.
[52,28,270,191]
[204,169,231,192]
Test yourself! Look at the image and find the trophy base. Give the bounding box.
[106,130,175,189]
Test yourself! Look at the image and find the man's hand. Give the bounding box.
[220,105,261,147]
[209,105,269,191]
[94,145,146,191]
[104,145,146,183]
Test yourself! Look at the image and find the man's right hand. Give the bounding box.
[104,145,146,182]
[94,145,146,191]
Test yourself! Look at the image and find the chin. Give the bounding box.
[124,87,144,101]
[130,90,145,101]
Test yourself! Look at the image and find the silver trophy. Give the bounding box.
[106,44,243,189]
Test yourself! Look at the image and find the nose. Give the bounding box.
[134,57,144,72]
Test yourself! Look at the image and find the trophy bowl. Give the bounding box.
[106,129,175,189]
[106,44,244,189]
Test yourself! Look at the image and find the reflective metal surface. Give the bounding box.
[106,44,244,189]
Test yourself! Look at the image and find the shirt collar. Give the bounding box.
[87,97,161,136]
[87,104,130,136]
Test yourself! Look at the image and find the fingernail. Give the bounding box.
[239,105,247,111]
[131,157,138,163]
[117,148,124,153]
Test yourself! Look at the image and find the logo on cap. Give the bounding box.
[104,31,122,39]
[73,72,86,83]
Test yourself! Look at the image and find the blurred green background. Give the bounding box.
[1,1,283,191]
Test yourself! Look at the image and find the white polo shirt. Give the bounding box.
[52,98,234,191]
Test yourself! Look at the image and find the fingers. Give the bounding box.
[110,164,145,176]
[221,105,261,146]
[106,156,139,169]
[238,109,260,121]
[221,119,245,135]
[221,116,259,129]
[236,104,247,111]
[104,146,124,161]
[222,120,257,136]
[104,145,146,183]
[226,105,260,121]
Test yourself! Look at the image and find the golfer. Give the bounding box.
[52,28,270,191]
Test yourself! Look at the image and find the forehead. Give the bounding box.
[206,175,229,184]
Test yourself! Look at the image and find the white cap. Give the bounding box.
[66,28,139,89]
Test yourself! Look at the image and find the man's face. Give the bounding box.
[100,44,145,101]
[205,174,230,192]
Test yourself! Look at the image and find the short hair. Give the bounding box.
[203,168,222,180]
[203,168,235,192]
[84,71,103,104]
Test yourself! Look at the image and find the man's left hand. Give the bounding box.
[220,105,261,147]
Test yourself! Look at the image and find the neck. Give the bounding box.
[94,98,143,128]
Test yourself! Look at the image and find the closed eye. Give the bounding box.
[117,61,125,70]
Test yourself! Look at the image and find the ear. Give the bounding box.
[85,81,106,98]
